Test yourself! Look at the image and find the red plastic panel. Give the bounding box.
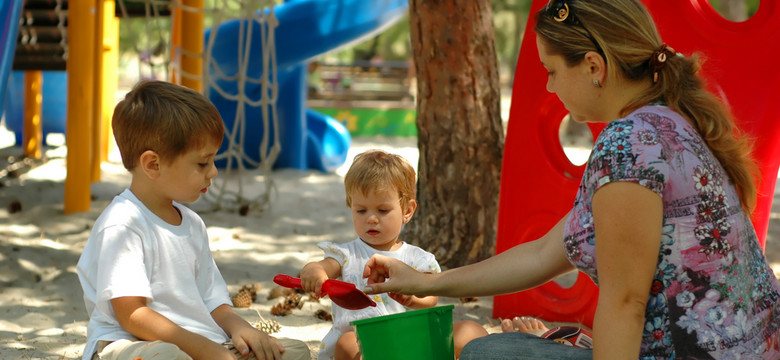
[494,0,780,328]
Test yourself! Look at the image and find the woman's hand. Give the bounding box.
[362,254,430,296]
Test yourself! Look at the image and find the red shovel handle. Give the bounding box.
[273,274,303,289]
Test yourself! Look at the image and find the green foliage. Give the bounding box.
[322,0,533,84]
[708,0,760,19]
[115,0,533,84]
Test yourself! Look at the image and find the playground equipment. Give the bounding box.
[494,0,780,329]
[205,0,409,172]
[0,0,22,109]
[1,0,408,212]
[4,71,67,146]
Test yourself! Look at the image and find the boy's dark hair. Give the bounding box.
[112,80,225,170]
[344,150,416,211]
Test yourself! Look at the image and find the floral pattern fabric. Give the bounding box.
[563,105,780,359]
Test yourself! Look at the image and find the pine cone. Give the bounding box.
[231,283,259,308]
[268,286,294,300]
[314,309,333,322]
[284,293,304,310]
[271,302,292,316]
[255,319,282,334]
[232,290,253,308]
[242,283,260,301]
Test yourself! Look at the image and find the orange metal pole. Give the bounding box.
[180,0,204,92]
[170,5,182,84]
[65,0,96,214]
[102,0,119,162]
[23,71,43,159]
[91,0,105,182]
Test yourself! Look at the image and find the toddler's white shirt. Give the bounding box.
[316,238,440,360]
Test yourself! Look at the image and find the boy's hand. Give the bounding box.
[230,325,284,360]
[212,304,285,360]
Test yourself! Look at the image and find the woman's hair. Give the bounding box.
[534,0,757,211]
[344,150,416,211]
[112,80,225,170]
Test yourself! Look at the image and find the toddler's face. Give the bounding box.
[349,187,411,252]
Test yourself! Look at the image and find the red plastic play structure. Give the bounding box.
[494,0,780,329]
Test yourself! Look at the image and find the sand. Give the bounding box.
[0,127,778,359]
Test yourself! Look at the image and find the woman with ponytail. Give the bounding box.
[362,0,780,358]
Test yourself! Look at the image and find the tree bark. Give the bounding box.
[404,0,504,268]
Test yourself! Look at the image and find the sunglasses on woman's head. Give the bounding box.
[544,0,605,58]
[546,0,576,23]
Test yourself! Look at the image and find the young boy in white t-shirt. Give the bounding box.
[77,80,310,360]
[298,150,487,360]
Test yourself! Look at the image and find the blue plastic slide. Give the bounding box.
[4,71,67,145]
[1,0,68,146]
[0,0,23,119]
[206,0,409,172]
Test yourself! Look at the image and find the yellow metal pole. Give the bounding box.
[91,0,105,182]
[181,0,204,92]
[23,71,43,159]
[102,0,119,162]
[65,0,96,214]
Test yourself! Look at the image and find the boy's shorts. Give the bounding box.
[93,338,310,360]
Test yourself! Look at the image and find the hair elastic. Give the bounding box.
[649,43,676,83]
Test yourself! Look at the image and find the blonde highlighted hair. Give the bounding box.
[112,80,225,170]
[344,150,416,211]
[534,0,757,211]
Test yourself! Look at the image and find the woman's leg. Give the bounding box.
[459,332,592,360]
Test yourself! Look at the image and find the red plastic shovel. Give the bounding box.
[273,274,377,310]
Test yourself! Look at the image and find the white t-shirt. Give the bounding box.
[316,239,440,360]
[77,189,231,360]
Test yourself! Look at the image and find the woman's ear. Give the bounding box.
[584,51,607,85]
[403,199,418,224]
[139,150,161,179]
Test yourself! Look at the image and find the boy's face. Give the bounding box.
[349,187,415,252]
[158,139,220,204]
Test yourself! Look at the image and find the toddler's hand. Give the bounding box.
[299,266,328,297]
[388,292,415,307]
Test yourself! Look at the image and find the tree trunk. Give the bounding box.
[403,0,504,268]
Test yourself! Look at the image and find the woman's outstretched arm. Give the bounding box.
[364,213,576,298]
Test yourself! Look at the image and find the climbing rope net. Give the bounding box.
[118,0,280,214]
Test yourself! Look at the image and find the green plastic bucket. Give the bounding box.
[351,305,455,360]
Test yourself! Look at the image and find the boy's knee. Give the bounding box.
[99,340,192,360]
